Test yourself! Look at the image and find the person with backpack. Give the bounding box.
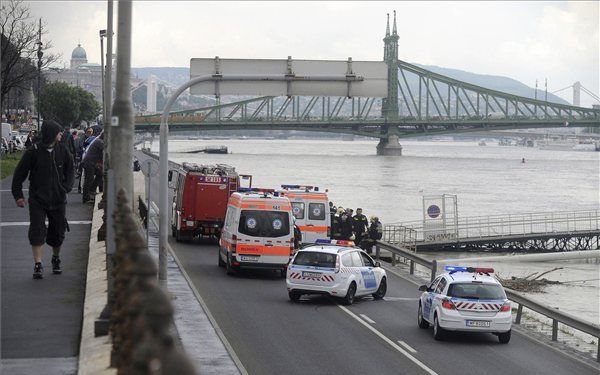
[11,120,75,279]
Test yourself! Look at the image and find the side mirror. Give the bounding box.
[374,261,381,268]
[418,285,428,292]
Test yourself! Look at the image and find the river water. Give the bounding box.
[147,137,599,330]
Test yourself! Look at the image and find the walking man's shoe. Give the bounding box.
[33,262,43,279]
[51,256,62,274]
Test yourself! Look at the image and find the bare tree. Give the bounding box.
[1,0,60,111]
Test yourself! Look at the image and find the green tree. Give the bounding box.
[40,82,100,127]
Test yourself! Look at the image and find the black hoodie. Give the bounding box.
[12,120,75,209]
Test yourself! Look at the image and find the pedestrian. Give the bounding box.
[60,125,77,164]
[11,120,75,279]
[293,219,302,250]
[80,131,104,204]
[24,130,36,149]
[339,207,353,240]
[352,208,369,249]
[366,216,383,254]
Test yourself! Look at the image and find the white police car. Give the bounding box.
[417,266,512,343]
[286,239,387,305]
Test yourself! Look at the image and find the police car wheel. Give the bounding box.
[418,304,429,329]
[433,314,445,340]
[498,329,511,344]
[289,291,301,302]
[342,282,356,305]
[372,277,387,300]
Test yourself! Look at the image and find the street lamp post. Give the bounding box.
[99,29,107,125]
[36,18,43,131]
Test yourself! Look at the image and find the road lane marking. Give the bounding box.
[384,297,420,301]
[398,340,417,353]
[360,314,376,324]
[338,305,438,375]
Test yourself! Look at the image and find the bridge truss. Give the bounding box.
[135,61,600,138]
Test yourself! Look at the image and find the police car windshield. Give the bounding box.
[238,210,290,238]
[293,251,336,268]
[447,283,506,300]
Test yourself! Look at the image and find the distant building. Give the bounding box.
[46,43,104,104]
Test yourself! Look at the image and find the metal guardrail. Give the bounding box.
[374,240,600,362]
[385,209,600,243]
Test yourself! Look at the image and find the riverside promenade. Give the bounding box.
[0,171,240,375]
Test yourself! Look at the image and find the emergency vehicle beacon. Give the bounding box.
[169,162,251,241]
[278,184,331,244]
[219,188,294,276]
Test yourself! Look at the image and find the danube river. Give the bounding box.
[149,137,599,335]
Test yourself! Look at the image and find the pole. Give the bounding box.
[36,18,43,131]
[99,30,106,125]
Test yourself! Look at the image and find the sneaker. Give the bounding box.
[51,256,62,274]
[33,262,43,279]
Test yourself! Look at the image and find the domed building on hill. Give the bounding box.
[46,43,104,106]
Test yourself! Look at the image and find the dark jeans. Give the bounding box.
[28,200,67,247]
[82,163,102,202]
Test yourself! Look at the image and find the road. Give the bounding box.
[136,150,598,375]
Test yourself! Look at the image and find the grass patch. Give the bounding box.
[0,151,23,179]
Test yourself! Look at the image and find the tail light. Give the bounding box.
[335,255,340,273]
[327,226,331,237]
[500,301,511,312]
[441,298,456,310]
[231,234,237,254]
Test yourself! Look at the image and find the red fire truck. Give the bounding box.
[169,162,252,241]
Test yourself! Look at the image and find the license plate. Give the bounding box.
[240,255,259,262]
[302,271,322,278]
[466,320,490,327]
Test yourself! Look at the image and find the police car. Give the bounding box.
[286,239,387,305]
[417,266,512,343]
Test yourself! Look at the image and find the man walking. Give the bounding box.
[80,131,104,204]
[11,120,75,279]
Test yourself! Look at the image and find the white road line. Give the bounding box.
[0,221,92,227]
[398,340,418,353]
[338,305,438,375]
[360,314,376,324]
[384,297,420,301]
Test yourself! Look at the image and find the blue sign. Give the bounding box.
[427,205,441,219]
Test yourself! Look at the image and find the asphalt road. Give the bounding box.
[170,238,596,375]
[135,150,599,375]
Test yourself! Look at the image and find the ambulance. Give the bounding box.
[169,162,252,241]
[218,188,295,276]
[277,184,331,245]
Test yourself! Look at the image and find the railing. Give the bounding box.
[373,240,600,362]
[385,209,600,243]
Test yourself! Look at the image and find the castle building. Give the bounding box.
[46,44,104,104]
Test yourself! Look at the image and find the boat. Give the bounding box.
[478,140,487,146]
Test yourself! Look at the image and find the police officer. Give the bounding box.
[352,208,369,249]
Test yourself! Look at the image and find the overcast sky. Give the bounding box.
[25,1,599,107]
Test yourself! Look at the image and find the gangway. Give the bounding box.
[384,209,600,251]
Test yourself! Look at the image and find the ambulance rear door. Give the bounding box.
[289,193,330,244]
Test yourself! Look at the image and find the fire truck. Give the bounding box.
[169,162,252,241]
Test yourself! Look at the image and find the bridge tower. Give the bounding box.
[573,81,581,107]
[377,11,403,156]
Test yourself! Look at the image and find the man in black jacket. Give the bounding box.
[12,120,75,279]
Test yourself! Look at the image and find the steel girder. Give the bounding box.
[134,64,600,137]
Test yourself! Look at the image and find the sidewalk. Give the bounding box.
[1,176,94,375]
[1,168,242,375]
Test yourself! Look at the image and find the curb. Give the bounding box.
[77,195,115,375]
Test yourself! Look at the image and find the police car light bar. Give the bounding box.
[315,239,355,246]
[445,266,494,274]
